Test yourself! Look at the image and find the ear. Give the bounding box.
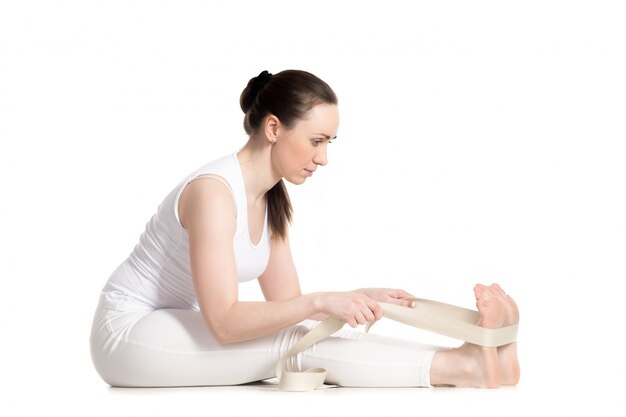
[263,114,280,144]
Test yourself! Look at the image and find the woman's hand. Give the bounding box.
[354,288,416,308]
[313,291,383,328]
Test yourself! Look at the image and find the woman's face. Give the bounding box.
[272,103,339,185]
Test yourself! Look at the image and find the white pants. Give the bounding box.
[90,306,437,388]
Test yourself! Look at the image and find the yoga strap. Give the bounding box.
[276,297,518,391]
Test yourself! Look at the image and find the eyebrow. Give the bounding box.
[315,133,338,140]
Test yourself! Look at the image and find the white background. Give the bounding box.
[1,1,624,415]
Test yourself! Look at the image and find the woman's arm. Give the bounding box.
[179,178,381,345]
[257,233,329,321]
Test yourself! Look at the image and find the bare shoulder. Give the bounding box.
[178,175,235,232]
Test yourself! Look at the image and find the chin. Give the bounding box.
[284,176,307,185]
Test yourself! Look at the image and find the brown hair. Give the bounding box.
[240,70,338,239]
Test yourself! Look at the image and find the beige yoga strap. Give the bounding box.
[276,297,518,391]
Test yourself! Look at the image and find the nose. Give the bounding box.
[313,145,328,166]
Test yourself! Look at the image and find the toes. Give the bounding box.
[491,283,506,297]
[474,284,488,299]
[504,295,520,323]
[475,286,494,311]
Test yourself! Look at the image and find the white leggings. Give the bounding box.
[90,306,437,388]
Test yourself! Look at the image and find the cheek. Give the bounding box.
[294,141,314,164]
[283,140,310,167]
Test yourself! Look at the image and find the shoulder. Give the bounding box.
[178,175,236,232]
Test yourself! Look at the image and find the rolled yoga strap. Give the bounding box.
[276,297,518,391]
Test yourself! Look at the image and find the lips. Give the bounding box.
[304,168,315,177]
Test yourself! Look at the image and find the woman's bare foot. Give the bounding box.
[490,283,520,385]
[429,284,504,388]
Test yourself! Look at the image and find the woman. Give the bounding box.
[90,69,520,388]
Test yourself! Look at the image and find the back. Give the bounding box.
[97,153,270,311]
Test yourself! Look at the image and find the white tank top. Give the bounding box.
[98,153,270,311]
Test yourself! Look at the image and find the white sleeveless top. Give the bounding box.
[98,153,271,311]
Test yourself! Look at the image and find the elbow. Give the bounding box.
[212,328,235,346]
[200,304,241,345]
[205,318,238,345]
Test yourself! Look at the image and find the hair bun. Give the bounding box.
[240,70,273,113]
[250,70,273,97]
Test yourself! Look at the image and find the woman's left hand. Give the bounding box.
[354,288,416,308]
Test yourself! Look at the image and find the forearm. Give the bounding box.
[210,293,320,344]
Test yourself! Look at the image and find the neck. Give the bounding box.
[236,136,280,206]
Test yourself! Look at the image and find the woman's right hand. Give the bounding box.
[313,291,383,328]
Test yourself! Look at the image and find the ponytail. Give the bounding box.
[266,179,292,240]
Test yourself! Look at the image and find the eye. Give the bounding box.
[310,138,324,146]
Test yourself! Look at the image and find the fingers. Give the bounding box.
[398,297,416,308]
[332,290,421,327]
[358,296,382,323]
[366,297,383,320]
[387,289,415,308]
[347,309,376,328]
[347,294,382,327]
[353,311,371,327]
[396,289,415,298]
